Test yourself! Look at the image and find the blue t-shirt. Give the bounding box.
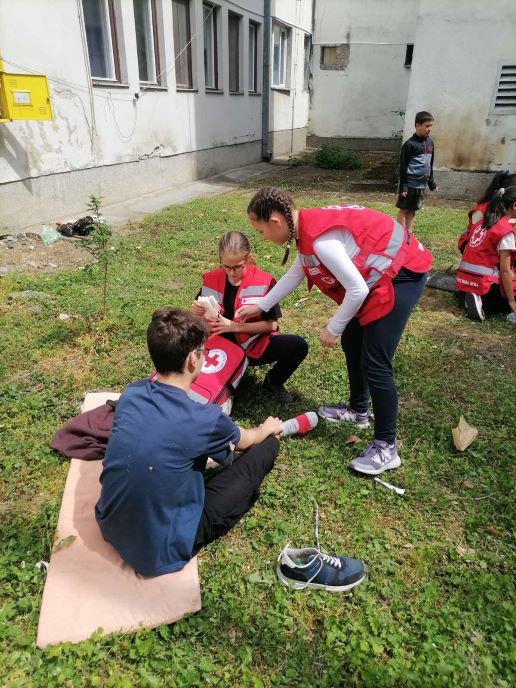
[95,379,240,576]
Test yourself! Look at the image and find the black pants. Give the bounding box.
[192,436,279,553]
[458,285,511,316]
[248,334,308,386]
[341,274,427,444]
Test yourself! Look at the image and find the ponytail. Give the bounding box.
[247,187,296,265]
[477,170,516,204]
[483,186,516,230]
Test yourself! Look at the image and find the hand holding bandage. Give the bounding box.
[194,296,232,330]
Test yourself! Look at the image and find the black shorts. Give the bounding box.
[396,187,424,211]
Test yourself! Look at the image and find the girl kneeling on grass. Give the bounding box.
[192,230,308,404]
[236,187,433,476]
[456,177,516,322]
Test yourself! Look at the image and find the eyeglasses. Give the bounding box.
[193,346,209,354]
[220,261,246,272]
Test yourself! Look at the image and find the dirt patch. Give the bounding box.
[0,232,93,276]
[243,152,471,211]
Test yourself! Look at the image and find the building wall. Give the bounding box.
[0,0,267,228]
[309,0,418,142]
[403,0,516,196]
[268,0,312,156]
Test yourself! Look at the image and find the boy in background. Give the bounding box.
[396,111,438,231]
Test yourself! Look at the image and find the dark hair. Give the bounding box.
[147,307,209,374]
[415,111,434,125]
[477,171,516,204]
[247,187,296,265]
[483,185,516,230]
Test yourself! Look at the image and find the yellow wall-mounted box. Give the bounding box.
[0,71,52,122]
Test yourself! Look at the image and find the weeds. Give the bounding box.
[79,195,113,319]
[315,143,362,170]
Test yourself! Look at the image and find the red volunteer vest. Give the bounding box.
[297,206,432,325]
[457,202,487,253]
[201,266,276,358]
[456,215,516,296]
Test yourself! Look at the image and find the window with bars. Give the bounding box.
[172,0,193,89]
[133,0,160,84]
[490,62,516,114]
[83,0,121,81]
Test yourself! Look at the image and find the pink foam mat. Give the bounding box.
[37,393,201,648]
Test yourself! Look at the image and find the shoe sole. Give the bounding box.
[465,294,485,322]
[350,456,401,476]
[276,566,366,592]
[318,412,370,429]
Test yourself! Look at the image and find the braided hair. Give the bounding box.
[247,187,296,265]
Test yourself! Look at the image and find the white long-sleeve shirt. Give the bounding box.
[255,228,369,336]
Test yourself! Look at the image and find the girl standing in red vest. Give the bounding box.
[192,231,308,403]
[236,187,432,476]
[456,175,516,322]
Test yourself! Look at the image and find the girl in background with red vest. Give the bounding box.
[457,171,515,254]
[456,176,516,322]
[236,187,432,476]
[192,231,308,403]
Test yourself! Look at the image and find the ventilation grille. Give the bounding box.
[493,64,516,112]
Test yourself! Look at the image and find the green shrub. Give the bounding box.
[315,143,361,170]
[289,150,317,167]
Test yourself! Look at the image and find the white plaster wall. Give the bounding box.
[404,0,516,172]
[310,0,418,139]
[0,0,264,188]
[269,0,312,153]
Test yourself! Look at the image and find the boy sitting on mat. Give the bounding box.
[95,307,314,577]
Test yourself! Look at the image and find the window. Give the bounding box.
[203,3,218,89]
[490,62,516,114]
[228,12,241,92]
[172,0,192,89]
[303,34,311,90]
[272,23,289,88]
[404,44,414,68]
[82,0,120,80]
[248,21,258,92]
[133,0,160,83]
[320,44,349,71]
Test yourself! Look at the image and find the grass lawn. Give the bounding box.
[0,184,514,687]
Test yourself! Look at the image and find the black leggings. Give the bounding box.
[248,334,308,386]
[341,275,427,444]
[193,436,279,553]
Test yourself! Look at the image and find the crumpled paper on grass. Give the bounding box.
[452,416,478,451]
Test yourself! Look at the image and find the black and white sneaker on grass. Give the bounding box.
[465,293,485,322]
[276,545,366,592]
[318,402,371,429]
